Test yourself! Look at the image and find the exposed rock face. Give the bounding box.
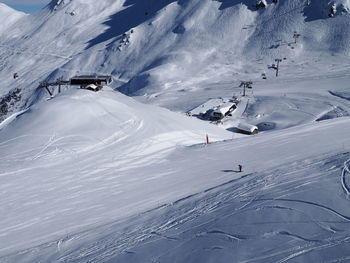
[304,0,350,20]
[256,0,268,9]
[0,89,22,121]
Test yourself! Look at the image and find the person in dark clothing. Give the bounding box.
[238,164,242,172]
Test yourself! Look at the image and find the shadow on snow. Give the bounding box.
[86,0,178,49]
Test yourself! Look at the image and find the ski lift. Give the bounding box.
[270,63,278,70]
[13,73,19,79]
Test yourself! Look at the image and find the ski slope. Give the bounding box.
[0,87,233,256]
[1,111,349,262]
[0,0,350,262]
[21,152,350,263]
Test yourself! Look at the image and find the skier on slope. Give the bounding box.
[238,164,242,172]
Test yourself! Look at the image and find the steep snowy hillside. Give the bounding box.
[0,0,125,121]
[1,0,350,262]
[0,3,25,34]
[1,0,350,118]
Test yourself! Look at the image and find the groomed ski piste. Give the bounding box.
[1,0,350,262]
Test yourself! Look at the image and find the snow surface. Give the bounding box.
[0,87,234,256]
[0,0,350,262]
[0,3,26,35]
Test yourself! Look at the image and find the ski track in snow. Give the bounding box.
[0,44,72,60]
[66,154,350,262]
[341,159,350,196]
[2,152,350,263]
[1,0,350,262]
[256,198,350,221]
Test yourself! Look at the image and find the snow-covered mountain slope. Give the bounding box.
[0,87,232,163]
[0,3,26,35]
[0,0,350,262]
[0,87,233,255]
[9,152,350,263]
[1,112,350,261]
[1,0,350,114]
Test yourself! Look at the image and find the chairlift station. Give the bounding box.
[39,75,113,97]
[70,75,112,86]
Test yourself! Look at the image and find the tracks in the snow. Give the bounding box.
[2,153,350,263]
[341,159,350,196]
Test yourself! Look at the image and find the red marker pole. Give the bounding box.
[206,134,210,144]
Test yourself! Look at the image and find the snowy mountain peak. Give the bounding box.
[0,2,26,34]
[0,2,25,16]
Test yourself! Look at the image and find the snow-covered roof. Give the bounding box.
[86,84,98,89]
[237,122,258,133]
[190,97,239,115]
[213,101,237,115]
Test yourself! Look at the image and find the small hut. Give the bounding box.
[237,122,258,135]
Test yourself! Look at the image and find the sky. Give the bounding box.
[1,0,50,13]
